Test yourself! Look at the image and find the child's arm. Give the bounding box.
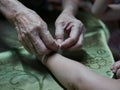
[44,53,120,90]
[91,0,108,15]
[91,0,120,20]
[99,4,120,20]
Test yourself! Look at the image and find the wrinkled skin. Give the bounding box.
[0,0,86,57]
[14,9,59,56]
[55,12,86,51]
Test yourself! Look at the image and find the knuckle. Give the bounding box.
[32,24,41,30]
[39,22,47,30]
[26,26,40,35]
[29,23,47,34]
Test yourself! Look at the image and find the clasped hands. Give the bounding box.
[13,9,86,60]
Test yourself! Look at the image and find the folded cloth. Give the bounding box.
[0,12,114,90]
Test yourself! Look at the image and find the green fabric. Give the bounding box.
[62,30,114,78]
[0,12,114,90]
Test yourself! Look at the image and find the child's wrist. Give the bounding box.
[41,48,63,65]
[41,55,48,65]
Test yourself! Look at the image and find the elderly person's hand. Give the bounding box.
[55,11,86,51]
[0,0,59,56]
[14,9,59,55]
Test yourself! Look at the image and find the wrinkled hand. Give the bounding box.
[55,12,86,50]
[14,9,59,56]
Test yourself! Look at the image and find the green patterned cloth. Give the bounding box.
[0,12,114,90]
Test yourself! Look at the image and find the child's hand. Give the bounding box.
[111,61,120,79]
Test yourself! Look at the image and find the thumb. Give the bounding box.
[55,24,64,46]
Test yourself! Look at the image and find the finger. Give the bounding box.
[68,33,84,51]
[68,26,86,51]
[63,22,71,30]
[28,31,51,55]
[111,61,120,73]
[61,24,82,49]
[66,22,73,30]
[55,24,64,46]
[40,29,59,52]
